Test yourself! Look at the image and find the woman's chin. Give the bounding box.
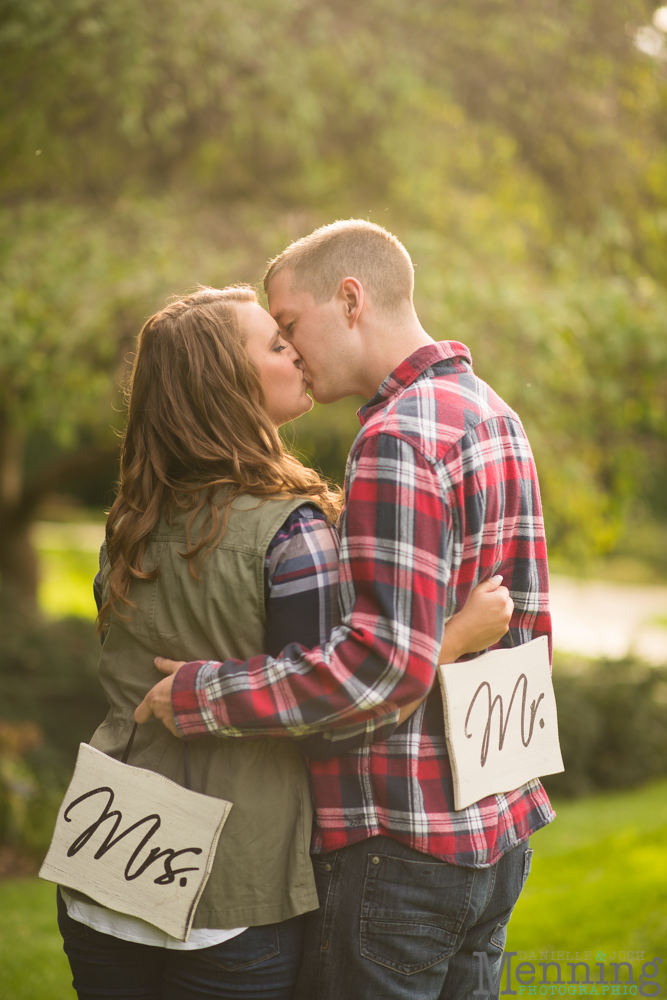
[294,394,314,419]
[276,394,314,426]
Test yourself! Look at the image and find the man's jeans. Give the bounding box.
[294,835,532,1000]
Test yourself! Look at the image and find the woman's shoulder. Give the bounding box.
[266,503,340,568]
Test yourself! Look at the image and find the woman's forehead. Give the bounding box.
[237,300,279,344]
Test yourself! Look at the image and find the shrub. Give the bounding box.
[0,606,107,767]
[0,605,106,854]
[543,655,667,798]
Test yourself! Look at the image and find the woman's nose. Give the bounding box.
[285,344,302,365]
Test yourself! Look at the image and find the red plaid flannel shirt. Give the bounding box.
[173,341,554,866]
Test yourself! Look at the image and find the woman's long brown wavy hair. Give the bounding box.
[97,285,343,630]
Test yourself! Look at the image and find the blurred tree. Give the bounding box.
[1,0,667,602]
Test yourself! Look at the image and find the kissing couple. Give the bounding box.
[57,220,554,1000]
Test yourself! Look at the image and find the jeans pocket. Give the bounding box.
[490,845,533,950]
[521,848,533,889]
[198,925,280,972]
[360,853,474,976]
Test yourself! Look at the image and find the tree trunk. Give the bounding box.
[0,410,118,606]
[0,417,37,604]
[0,507,39,605]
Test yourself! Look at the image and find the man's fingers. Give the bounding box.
[154,656,185,675]
[134,694,154,724]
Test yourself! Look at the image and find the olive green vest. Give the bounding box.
[89,492,318,929]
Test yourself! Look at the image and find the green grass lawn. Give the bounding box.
[37,548,100,621]
[506,779,667,991]
[0,880,71,1000]
[1,780,665,999]
[33,521,104,621]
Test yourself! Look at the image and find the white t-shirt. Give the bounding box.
[60,888,247,951]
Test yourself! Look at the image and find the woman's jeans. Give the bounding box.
[293,835,533,1000]
[57,890,304,1000]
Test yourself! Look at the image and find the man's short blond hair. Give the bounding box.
[263,219,414,314]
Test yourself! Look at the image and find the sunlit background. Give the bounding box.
[1,1,666,995]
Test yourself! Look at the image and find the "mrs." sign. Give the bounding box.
[39,743,232,940]
[437,635,564,811]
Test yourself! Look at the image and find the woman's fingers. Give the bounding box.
[443,576,514,658]
[473,574,504,594]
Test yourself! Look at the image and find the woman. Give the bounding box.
[57,285,512,1000]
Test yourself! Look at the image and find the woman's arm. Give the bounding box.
[396,576,513,725]
[263,506,400,759]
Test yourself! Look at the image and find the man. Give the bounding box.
[138,220,554,999]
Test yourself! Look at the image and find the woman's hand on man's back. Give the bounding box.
[439,576,513,663]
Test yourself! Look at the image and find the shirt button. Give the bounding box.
[372,856,380,865]
[324,863,332,872]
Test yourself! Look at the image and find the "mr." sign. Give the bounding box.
[437,635,564,811]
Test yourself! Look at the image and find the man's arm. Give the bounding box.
[164,434,452,739]
[263,505,401,757]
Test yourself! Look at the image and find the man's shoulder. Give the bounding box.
[356,365,524,464]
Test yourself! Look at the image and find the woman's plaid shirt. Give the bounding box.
[172,341,555,867]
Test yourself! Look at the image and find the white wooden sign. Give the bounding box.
[40,743,232,941]
[437,635,564,811]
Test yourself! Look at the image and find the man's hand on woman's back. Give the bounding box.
[134,657,185,737]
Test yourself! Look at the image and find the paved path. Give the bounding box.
[550,574,667,664]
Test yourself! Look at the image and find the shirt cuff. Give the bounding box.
[171,660,226,738]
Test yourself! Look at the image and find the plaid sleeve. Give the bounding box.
[171,434,445,738]
[94,544,107,647]
[263,505,399,758]
[263,505,340,658]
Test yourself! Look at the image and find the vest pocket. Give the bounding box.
[359,853,474,976]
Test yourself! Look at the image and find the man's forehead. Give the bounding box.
[267,269,316,319]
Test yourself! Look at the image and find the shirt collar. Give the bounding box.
[357,341,472,426]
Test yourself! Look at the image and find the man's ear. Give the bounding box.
[339,277,364,326]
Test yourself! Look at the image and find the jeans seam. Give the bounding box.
[314,852,340,993]
[489,844,528,950]
[480,858,499,916]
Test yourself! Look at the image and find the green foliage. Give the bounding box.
[0,198,271,446]
[543,657,667,798]
[0,720,64,856]
[0,604,107,854]
[0,606,107,768]
[2,0,667,578]
[411,235,667,558]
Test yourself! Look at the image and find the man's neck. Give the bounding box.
[357,320,434,399]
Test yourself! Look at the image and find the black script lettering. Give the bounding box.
[64,786,202,885]
[153,848,203,885]
[126,844,202,885]
[464,674,545,767]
